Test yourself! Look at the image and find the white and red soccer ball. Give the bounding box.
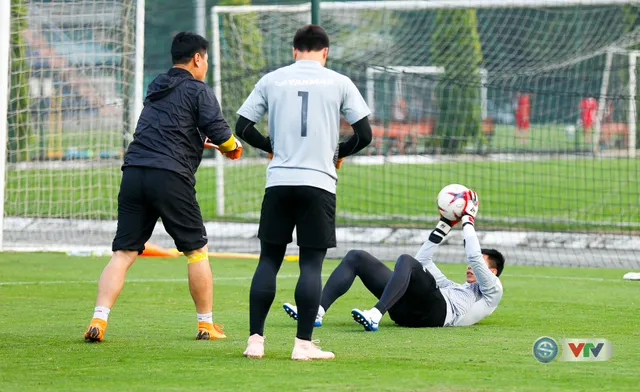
[437,184,469,221]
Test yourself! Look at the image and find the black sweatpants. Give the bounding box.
[320,250,447,328]
[249,185,335,341]
[249,242,326,341]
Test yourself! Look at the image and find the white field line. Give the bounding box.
[0,273,629,286]
[500,274,624,282]
[0,274,318,286]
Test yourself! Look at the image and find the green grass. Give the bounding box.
[6,158,640,230]
[0,253,638,391]
[488,124,592,152]
[17,129,123,161]
[375,123,593,155]
[25,123,590,161]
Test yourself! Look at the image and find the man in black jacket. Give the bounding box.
[84,32,241,343]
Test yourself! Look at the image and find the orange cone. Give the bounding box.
[140,242,179,257]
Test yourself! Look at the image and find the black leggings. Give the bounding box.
[320,250,391,310]
[249,241,326,340]
[320,250,447,328]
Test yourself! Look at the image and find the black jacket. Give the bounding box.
[123,68,232,185]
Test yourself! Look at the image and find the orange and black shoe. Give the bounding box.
[195,322,227,340]
[84,318,108,342]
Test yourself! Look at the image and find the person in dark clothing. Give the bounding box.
[84,32,241,343]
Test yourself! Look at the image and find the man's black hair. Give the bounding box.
[293,24,330,52]
[481,248,505,277]
[171,32,209,65]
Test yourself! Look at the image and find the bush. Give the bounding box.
[431,10,483,154]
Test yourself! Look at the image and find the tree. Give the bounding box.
[8,0,32,162]
[431,9,483,154]
[217,0,266,138]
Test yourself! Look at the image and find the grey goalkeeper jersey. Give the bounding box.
[414,225,504,327]
[237,60,371,194]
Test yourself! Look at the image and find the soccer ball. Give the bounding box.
[437,184,469,221]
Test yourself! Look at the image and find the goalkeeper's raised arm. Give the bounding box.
[455,190,505,327]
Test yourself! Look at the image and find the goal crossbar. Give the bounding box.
[365,66,489,119]
[213,0,639,15]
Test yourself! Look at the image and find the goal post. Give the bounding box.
[364,66,488,120]
[0,0,11,251]
[2,0,145,252]
[630,52,637,158]
[133,0,145,146]
[594,47,639,157]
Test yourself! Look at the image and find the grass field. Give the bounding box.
[0,253,637,391]
[385,124,593,155]
[488,124,593,152]
[18,123,590,160]
[21,123,593,158]
[6,157,640,230]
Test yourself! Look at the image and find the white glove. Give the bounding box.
[461,190,479,226]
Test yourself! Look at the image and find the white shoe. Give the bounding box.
[291,337,335,360]
[243,334,265,358]
[351,308,379,332]
[283,303,323,327]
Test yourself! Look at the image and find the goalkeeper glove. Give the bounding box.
[222,139,243,160]
[204,137,243,160]
[429,216,454,244]
[461,190,479,226]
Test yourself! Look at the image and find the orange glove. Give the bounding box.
[222,139,242,160]
[335,157,344,169]
[204,137,243,160]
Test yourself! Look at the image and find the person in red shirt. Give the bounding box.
[580,96,598,143]
[514,92,530,145]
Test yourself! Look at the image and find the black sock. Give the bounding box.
[249,241,286,336]
[295,247,326,341]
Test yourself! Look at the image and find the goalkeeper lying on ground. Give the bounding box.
[283,190,505,330]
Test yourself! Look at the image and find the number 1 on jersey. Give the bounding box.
[298,91,308,137]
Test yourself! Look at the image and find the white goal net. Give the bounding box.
[208,0,640,267]
[2,0,143,252]
[2,0,640,269]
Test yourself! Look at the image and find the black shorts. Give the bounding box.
[258,185,336,249]
[388,267,448,328]
[112,167,207,254]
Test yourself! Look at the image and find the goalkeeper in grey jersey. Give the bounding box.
[234,24,372,359]
[283,190,505,331]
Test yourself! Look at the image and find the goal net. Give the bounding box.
[3,0,640,269]
[2,0,142,252]
[207,0,640,267]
